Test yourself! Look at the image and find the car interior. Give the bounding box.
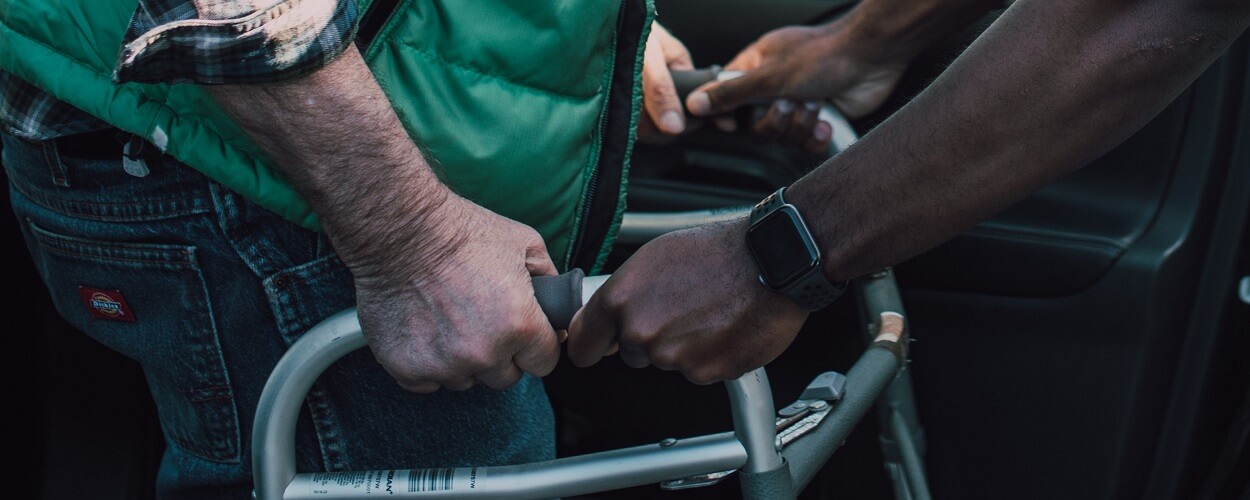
[5,0,1250,498]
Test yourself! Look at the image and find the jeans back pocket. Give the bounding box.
[24,221,241,463]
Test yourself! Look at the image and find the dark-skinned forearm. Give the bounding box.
[840,0,1003,64]
[790,0,1250,281]
[208,48,456,281]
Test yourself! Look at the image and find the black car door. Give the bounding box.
[546,2,1250,498]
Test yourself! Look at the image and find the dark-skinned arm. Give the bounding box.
[701,0,1003,151]
[795,0,1248,281]
[567,0,1250,384]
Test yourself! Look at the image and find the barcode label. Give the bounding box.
[291,467,486,495]
[409,468,455,492]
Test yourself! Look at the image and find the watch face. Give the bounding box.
[747,207,820,289]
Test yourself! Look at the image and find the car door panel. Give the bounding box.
[574,2,1250,498]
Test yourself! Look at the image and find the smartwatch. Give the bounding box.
[746,187,846,311]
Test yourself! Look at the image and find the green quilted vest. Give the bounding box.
[0,0,652,271]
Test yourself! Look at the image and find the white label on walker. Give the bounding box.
[407,467,486,492]
[298,468,485,495]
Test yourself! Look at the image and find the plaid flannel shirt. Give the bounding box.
[0,0,358,141]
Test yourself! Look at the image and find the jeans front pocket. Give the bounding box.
[24,221,241,463]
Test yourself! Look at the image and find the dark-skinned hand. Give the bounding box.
[688,22,910,152]
[566,219,807,384]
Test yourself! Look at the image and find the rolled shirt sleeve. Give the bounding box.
[114,0,359,84]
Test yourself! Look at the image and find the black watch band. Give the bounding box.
[748,187,846,311]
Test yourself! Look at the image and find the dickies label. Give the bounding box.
[78,287,136,322]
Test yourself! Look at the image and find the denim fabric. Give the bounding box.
[2,132,555,498]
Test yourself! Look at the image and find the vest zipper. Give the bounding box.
[355,0,401,49]
[567,0,647,272]
[567,0,626,271]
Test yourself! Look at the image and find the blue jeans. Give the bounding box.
[2,133,554,498]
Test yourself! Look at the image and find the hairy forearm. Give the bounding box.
[793,0,1250,281]
[208,48,455,278]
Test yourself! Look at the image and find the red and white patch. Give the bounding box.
[78,287,136,322]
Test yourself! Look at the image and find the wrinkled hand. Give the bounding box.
[347,194,561,393]
[637,22,697,143]
[688,23,909,151]
[566,219,807,384]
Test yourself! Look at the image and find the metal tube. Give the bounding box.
[782,347,901,491]
[726,368,785,474]
[857,270,931,500]
[857,269,907,320]
[582,274,610,305]
[886,463,915,500]
[253,309,368,500]
[282,433,747,499]
[616,207,751,245]
[891,409,932,500]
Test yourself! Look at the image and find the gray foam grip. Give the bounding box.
[739,461,796,500]
[531,269,585,330]
[670,66,761,132]
[670,66,722,102]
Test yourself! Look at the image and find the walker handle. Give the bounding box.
[253,270,602,499]
[531,269,585,330]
